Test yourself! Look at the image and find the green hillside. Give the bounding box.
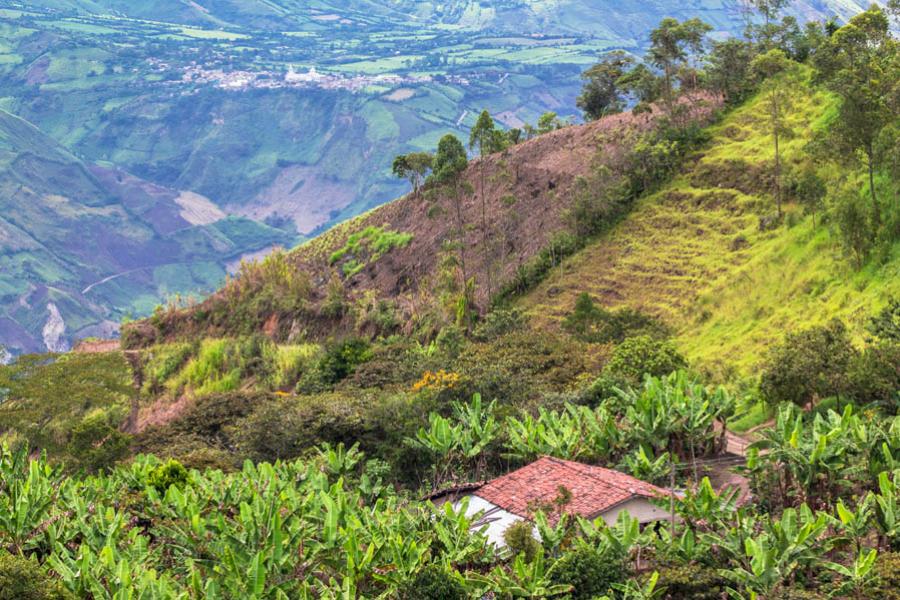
[521,70,900,377]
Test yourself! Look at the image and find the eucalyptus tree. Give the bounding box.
[814,6,899,227]
[648,17,712,119]
[429,134,471,320]
[469,110,504,300]
[751,48,795,218]
[577,51,635,120]
[392,151,432,199]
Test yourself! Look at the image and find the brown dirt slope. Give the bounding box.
[127,98,720,345]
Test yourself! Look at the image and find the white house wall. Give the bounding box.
[456,494,671,547]
[599,497,671,526]
[456,495,525,548]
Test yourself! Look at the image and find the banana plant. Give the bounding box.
[829,496,874,552]
[872,471,900,550]
[470,551,571,598]
[577,511,643,558]
[721,506,829,598]
[0,445,66,554]
[533,511,572,557]
[610,571,665,600]
[674,476,743,532]
[621,446,671,485]
[317,442,364,478]
[429,498,495,565]
[824,547,879,600]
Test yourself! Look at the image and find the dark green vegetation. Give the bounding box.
[0,0,871,354]
[1,3,900,598]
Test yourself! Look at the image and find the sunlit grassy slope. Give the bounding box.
[521,71,900,378]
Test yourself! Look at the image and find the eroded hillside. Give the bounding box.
[126,99,720,345]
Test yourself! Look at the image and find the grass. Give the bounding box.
[520,70,900,378]
[329,225,413,276]
[168,339,240,397]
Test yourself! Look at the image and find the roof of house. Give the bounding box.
[471,456,671,520]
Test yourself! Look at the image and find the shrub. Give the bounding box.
[472,308,527,341]
[563,294,668,344]
[147,459,189,493]
[399,563,467,600]
[760,320,857,406]
[869,298,900,343]
[0,552,73,600]
[870,552,900,600]
[347,341,423,389]
[602,335,687,386]
[214,249,312,335]
[296,338,373,393]
[66,410,131,473]
[655,563,728,599]
[848,341,900,412]
[503,520,540,562]
[235,392,376,463]
[132,392,265,461]
[453,330,589,406]
[550,545,626,599]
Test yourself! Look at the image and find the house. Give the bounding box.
[434,456,674,547]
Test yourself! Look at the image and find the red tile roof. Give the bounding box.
[473,456,671,520]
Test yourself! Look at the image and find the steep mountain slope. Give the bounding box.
[123,98,722,346]
[520,74,900,376]
[0,1,876,355]
[0,109,290,354]
[128,71,900,380]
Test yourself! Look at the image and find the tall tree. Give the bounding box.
[751,0,790,48]
[577,51,635,121]
[392,152,432,200]
[704,38,756,103]
[752,49,795,219]
[648,18,712,119]
[814,7,899,227]
[469,110,501,300]
[430,134,471,317]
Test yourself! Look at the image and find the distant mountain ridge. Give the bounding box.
[0,109,291,354]
[25,1,871,34]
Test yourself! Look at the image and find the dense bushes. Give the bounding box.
[760,317,900,411]
[600,335,687,388]
[297,337,372,392]
[0,552,72,600]
[66,410,131,473]
[654,563,729,599]
[760,319,856,406]
[399,564,467,600]
[0,352,133,463]
[563,293,669,344]
[550,545,626,599]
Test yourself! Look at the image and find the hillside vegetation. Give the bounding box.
[2,4,900,599]
[522,72,900,376]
